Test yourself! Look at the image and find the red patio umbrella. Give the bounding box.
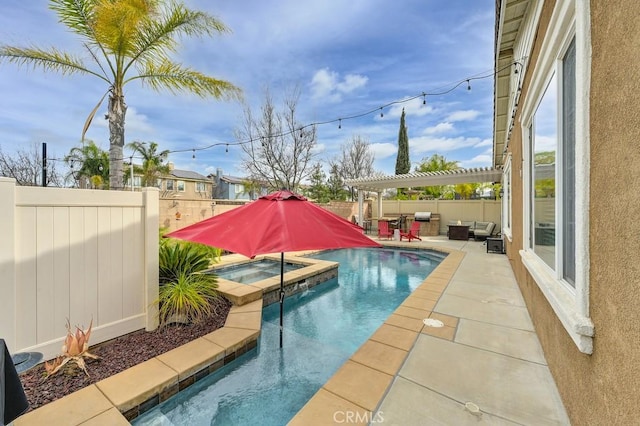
[166,190,381,347]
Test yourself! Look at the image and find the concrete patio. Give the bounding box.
[375,236,569,425]
[14,236,569,425]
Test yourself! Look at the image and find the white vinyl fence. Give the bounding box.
[375,199,502,233]
[0,178,159,360]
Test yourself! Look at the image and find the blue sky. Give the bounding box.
[0,0,495,178]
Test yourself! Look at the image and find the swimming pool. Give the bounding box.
[133,247,443,425]
[210,259,304,284]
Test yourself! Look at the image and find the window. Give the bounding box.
[562,39,576,286]
[155,179,162,189]
[235,183,244,194]
[177,180,185,192]
[531,73,557,270]
[132,176,142,188]
[196,182,206,192]
[519,0,591,353]
[502,155,513,239]
[166,179,175,191]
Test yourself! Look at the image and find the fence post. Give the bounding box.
[0,178,17,348]
[143,187,160,331]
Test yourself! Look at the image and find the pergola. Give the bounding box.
[344,166,503,227]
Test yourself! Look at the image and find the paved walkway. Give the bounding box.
[376,237,569,425]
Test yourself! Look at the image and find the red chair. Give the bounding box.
[377,220,393,240]
[400,221,422,242]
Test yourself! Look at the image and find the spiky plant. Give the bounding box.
[157,271,218,326]
[44,319,98,378]
[159,241,214,284]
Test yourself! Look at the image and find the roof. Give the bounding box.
[170,169,208,181]
[220,175,247,184]
[344,167,503,191]
[493,0,531,167]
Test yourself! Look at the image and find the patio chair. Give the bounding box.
[400,221,422,242]
[377,220,393,240]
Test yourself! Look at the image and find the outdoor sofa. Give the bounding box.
[447,221,496,240]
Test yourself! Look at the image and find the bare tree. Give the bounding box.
[0,143,65,187]
[237,87,316,192]
[333,135,375,200]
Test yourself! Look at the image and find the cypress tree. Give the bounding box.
[395,108,410,175]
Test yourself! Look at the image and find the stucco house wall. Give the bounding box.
[501,1,640,424]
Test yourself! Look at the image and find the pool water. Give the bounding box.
[211,259,303,284]
[133,247,443,426]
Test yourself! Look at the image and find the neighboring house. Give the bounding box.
[494,1,639,424]
[128,162,214,199]
[211,168,268,200]
[161,167,213,200]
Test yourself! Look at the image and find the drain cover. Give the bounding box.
[465,401,482,416]
[423,318,444,328]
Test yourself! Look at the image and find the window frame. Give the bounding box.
[195,181,206,193]
[518,0,592,353]
[502,154,513,240]
[177,180,185,192]
[166,179,175,191]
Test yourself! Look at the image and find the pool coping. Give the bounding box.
[212,254,340,306]
[14,243,460,425]
[288,243,464,425]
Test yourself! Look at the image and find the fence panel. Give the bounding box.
[0,178,158,360]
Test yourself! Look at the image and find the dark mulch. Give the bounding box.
[20,297,232,411]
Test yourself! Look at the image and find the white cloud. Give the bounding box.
[411,135,485,154]
[460,154,492,168]
[446,110,480,122]
[338,74,369,93]
[474,138,493,147]
[312,142,327,155]
[310,68,368,101]
[370,142,396,160]
[387,98,434,118]
[424,122,454,135]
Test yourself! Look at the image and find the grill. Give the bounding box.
[414,212,432,222]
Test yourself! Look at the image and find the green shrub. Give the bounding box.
[157,272,219,326]
[157,239,221,327]
[159,242,213,284]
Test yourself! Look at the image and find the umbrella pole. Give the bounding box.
[279,252,284,348]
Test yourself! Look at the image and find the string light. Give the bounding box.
[46,60,523,165]
[192,149,195,159]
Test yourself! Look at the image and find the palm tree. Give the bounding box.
[64,140,110,189]
[415,154,459,199]
[127,141,170,188]
[0,0,241,190]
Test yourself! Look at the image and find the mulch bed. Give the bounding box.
[20,297,232,411]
